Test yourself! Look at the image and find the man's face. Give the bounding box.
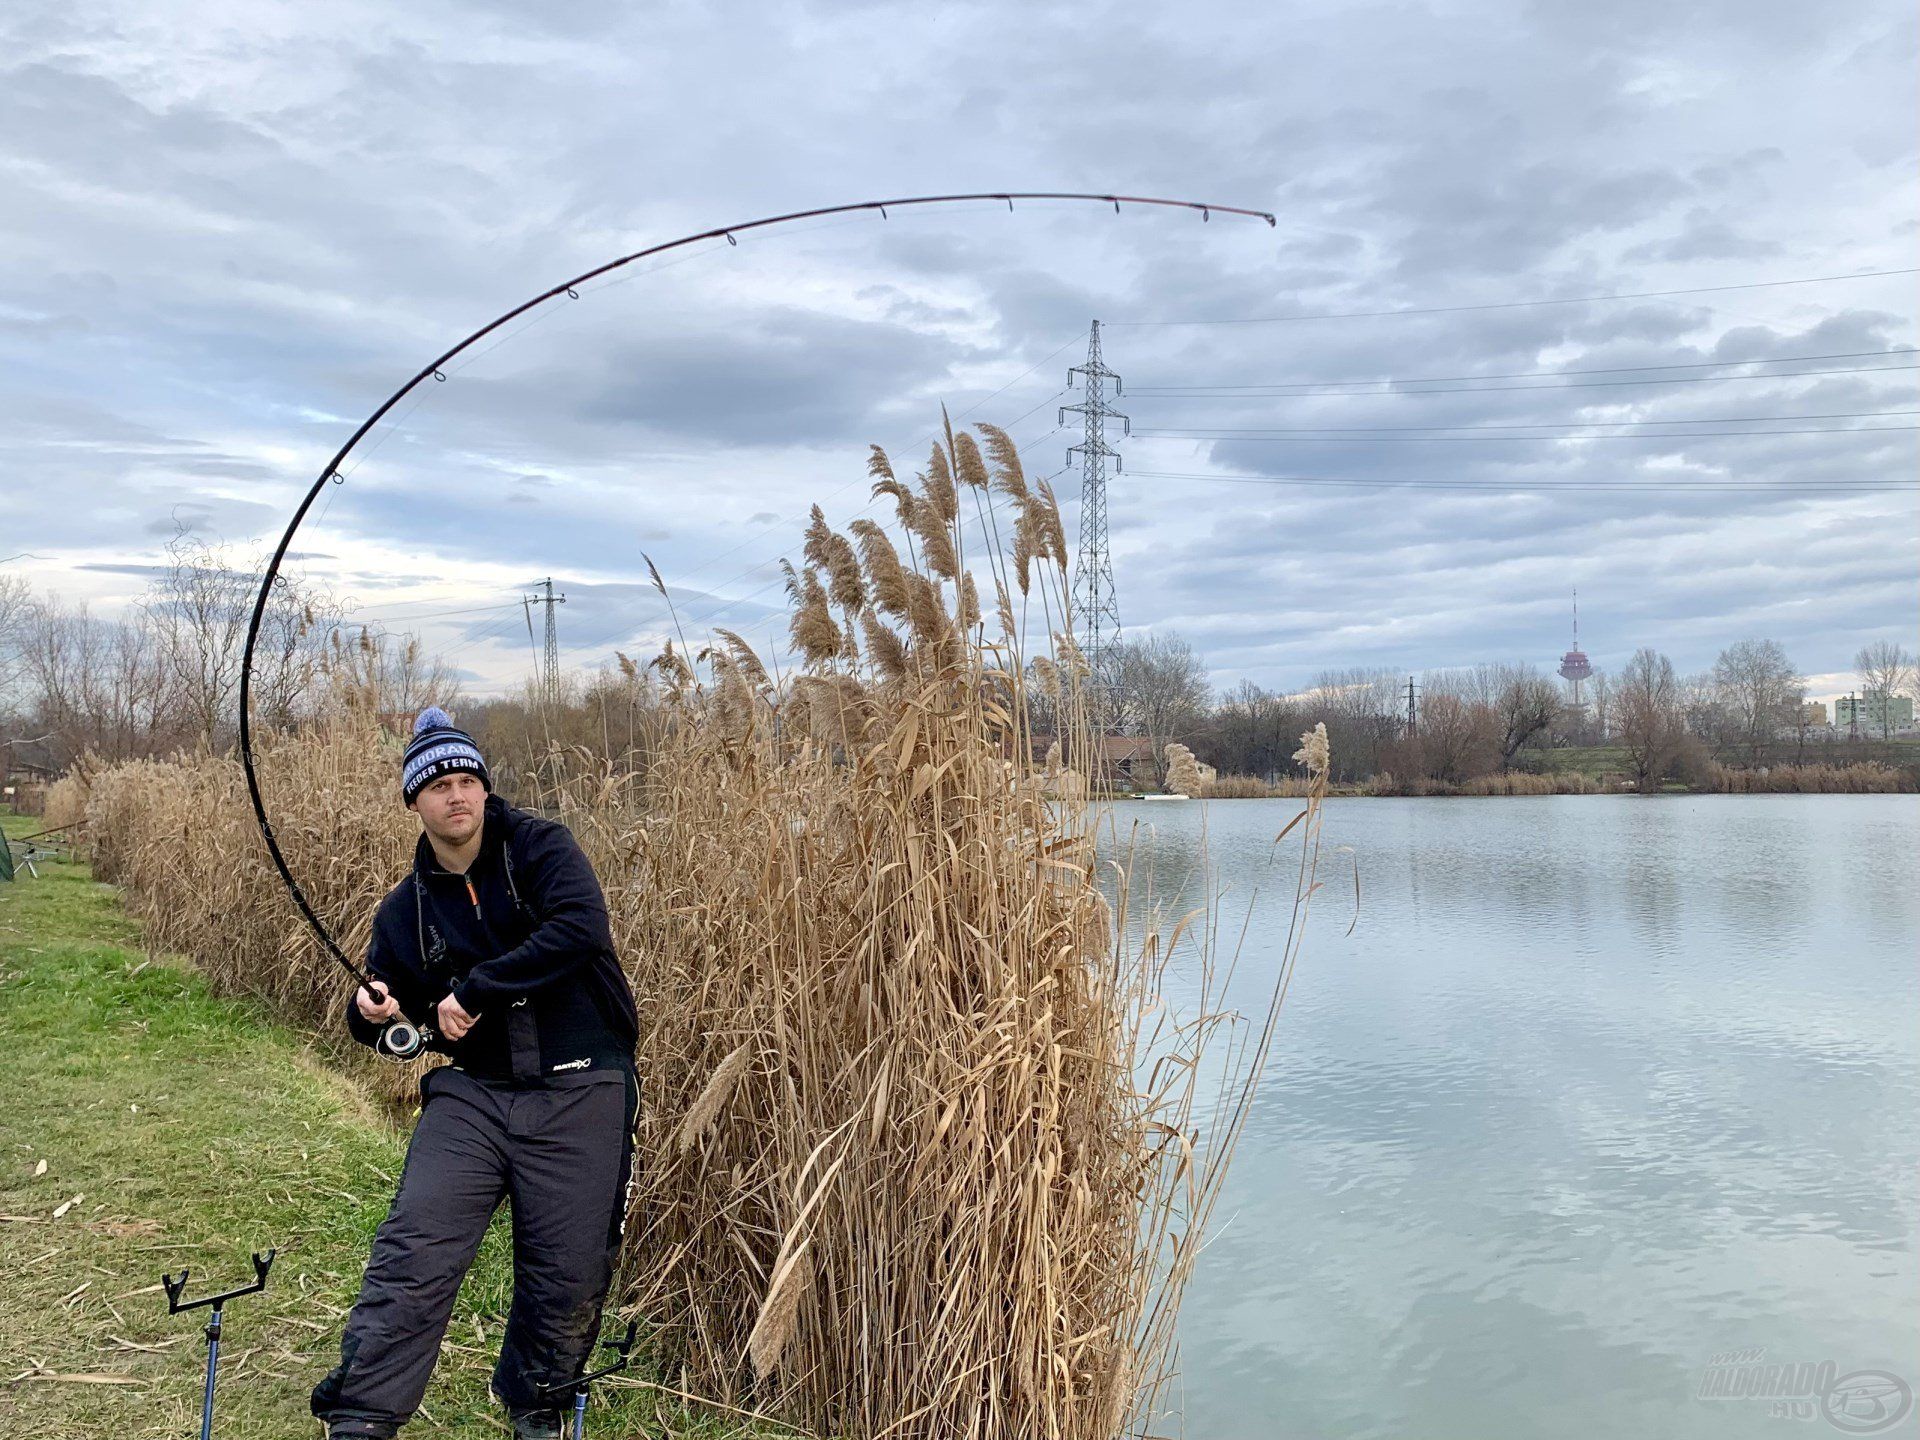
[410,771,485,846]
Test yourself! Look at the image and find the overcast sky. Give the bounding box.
[3,0,1914,703]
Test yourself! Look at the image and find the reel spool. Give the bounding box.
[378,1016,429,1061]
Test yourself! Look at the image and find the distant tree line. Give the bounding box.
[1072,631,1917,789]
[4,542,1914,797]
[0,534,460,780]
[0,539,664,803]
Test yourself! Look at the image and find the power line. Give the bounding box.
[313,604,515,635]
[1111,265,1920,327]
[1127,348,1918,393]
[1126,362,1920,399]
[351,601,521,623]
[1126,467,1919,492]
[462,611,531,648]
[1130,408,1917,434]
[1133,425,1919,443]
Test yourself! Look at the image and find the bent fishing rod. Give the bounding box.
[236,190,1276,1060]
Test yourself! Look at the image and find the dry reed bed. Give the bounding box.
[59,422,1327,1440]
[40,773,87,827]
[1360,770,1600,796]
[1704,760,1915,793]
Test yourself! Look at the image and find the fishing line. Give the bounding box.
[238,191,1274,1042]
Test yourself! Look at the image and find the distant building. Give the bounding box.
[1836,694,1914,732]
[1802,700,1828,726]
[1023,732,1158,787]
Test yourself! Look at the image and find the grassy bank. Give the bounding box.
[0,810,800,1440]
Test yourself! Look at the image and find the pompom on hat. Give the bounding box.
[401,706,492,806]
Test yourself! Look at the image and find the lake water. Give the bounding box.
[1101,795,1919,1440]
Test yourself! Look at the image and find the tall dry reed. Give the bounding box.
[1363,770,1600,797]
[1705,760,1914,793]
[64,420,1328,1440]
[39,773,87,829]
[1455,770,1599,796]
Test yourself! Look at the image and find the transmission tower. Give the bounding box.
[523,577,566,712]
[1060,320,1128,720]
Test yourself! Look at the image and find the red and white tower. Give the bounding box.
[1557,590,1592,709]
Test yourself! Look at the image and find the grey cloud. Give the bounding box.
[1622,212,1787,266]
[2,0,1912,698]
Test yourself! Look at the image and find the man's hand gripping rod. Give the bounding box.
[349,967,436,1061]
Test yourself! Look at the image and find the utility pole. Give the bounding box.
[1405,675,1419,737]
[1845,691,1859,742]
[1061,320,1128,729]
[523,578,566,714]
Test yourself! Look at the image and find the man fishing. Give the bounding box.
[312,707,641,1440]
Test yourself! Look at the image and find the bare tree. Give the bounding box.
[316,627,464,723]
[1854,639,1915,739]
[141,532,255,751]
[1490,663,1560,766]
[1110,632,1210,780]
[137,528,346,745]
[1711,638,1803,762]
[249,586,340,736]
[1417,691,1500,782]
[1678,670,1732,750]
[1309,667,1403,782]
[1586,669,1612,742]
[0,570,32,714]
[1617,647,1683,790]
[17,593,174,767]
[1201,680,1307,778]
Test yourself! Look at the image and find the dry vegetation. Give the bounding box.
[41,773,86,827]
[1361,770,1602,797]
[1703,760,1915,793]
[50,420,1329,1440]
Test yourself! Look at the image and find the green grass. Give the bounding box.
[0,811,804,1439]
[1533,746,1633,781]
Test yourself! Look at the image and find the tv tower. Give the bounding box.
[1061,320,1128,718]
[1557,589,1592,709]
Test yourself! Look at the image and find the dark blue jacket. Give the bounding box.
[345,792,638,1082]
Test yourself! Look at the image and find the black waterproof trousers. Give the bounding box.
[312,1065,638,1437]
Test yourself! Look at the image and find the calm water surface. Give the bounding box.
[1101,795,1919,1439]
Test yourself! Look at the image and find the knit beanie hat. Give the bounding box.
[401,706,492,806]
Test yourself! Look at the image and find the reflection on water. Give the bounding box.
[1102,795,1919,1440]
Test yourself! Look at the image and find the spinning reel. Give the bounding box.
[357,977,437,1061]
